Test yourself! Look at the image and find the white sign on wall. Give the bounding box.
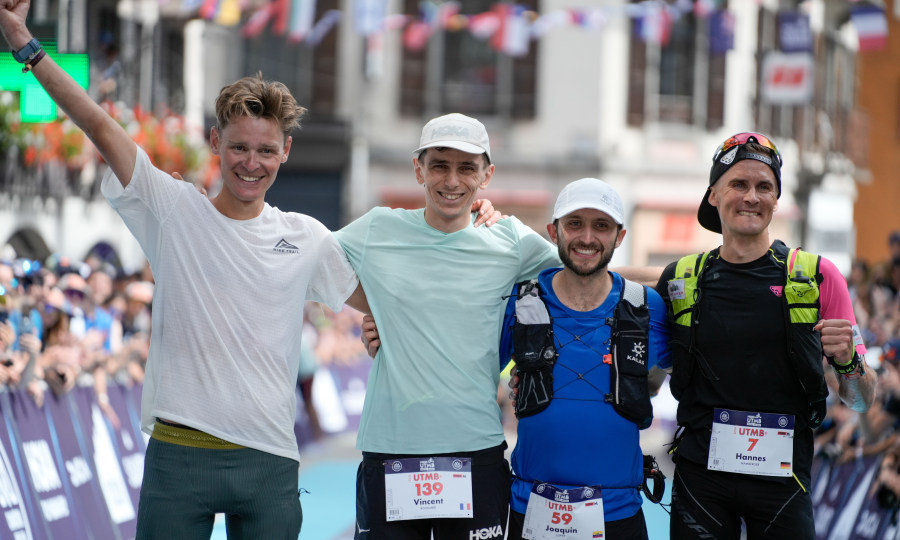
[760,52,814,105]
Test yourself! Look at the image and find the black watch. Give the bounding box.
[12,38,41,63]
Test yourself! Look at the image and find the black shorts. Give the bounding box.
[507,507,648,540]
[670,456,814,540]
[354,443,510,540]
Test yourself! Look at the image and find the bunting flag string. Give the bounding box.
[174,0,887,55]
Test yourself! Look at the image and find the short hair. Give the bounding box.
[214,72,306,138]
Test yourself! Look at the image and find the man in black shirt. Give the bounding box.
[657,132,877,540]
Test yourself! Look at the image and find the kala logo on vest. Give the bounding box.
[628,342,646,365]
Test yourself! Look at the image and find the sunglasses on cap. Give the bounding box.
[712,132,782,167]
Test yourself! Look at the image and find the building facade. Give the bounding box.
[0,0,877,276]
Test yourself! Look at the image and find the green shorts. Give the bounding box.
[136,421,302,540]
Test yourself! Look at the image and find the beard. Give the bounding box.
[558,241,616,277]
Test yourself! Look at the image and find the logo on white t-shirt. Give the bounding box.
[273,239,299,254]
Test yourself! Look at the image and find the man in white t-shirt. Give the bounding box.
[0,3,367,538]
[335,113,560,539]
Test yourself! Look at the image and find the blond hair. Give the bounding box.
[214,72,306,138]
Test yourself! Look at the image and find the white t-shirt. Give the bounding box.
[102,146,358,462]
[335,207,559,454]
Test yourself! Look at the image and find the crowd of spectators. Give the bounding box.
[815,231,900,515]
[0,252,372,442]
[0,254,154,427]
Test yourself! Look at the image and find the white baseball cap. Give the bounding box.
[552,178,624,224]
[414,113,492,163]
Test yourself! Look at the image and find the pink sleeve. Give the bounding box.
[818,256,867,354]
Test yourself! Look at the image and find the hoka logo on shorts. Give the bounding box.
[272,239,299,254]
[746,413,762,427]
[554,490,570,502]
[419,458,436,471]
[469,525,502,539]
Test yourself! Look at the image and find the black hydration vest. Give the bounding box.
[666,241,829,429]
[511,278,654,429]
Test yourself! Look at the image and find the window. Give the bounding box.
[627,1,726,129]
[242,0,341,119]
[399,0,537,119]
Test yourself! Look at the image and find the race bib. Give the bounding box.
[707,408,795,477]
[384,457,473,521]
[522,483,605,540]
[667,279,686,301]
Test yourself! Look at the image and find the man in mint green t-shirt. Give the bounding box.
[334,113,559,540]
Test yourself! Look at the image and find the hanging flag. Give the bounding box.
[435,2,461,32]
[200,0,219,20]
[777,12,811,53]
[273,0,292,35]
[400,1,457,52]
[383,14,410,32]
[708,9,734,54]
[467,10,500,40]
[531,10,569,38]
[693,0,716,18]
[240,0,291,37]
[289,0,317,42]
[215,0,242,26]
[850,4,888,52]
[355,0,388,35]
[307,9,343,46]
[181,0,205,12]
[403,19,431,50]
[637,3,673,46]
[490,3,530,57]
[242,3,277,37]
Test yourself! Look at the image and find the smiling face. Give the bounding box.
[209,115,291,220]
[708,159,778,241]
[414,147,494,233]
[548,208,625,277]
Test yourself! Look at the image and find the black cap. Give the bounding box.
[698,144,782,233]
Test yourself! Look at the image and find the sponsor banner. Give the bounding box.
[828,455,880,540]
[44,391,121,540]
[8,390,85,540]
[105,385,145,509]
[0,391,47,539]
[70,386,137,540]
[814,455,864,539]
[327,361,371,432]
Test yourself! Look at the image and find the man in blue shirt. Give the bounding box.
[499,178,672,540]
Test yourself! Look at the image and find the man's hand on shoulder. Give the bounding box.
[471,199,505,228]
[172,172,208,197]
[361,315,380,359]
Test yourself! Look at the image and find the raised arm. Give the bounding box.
[0,0,136,185]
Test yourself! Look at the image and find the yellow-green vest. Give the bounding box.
[666,241,829,428]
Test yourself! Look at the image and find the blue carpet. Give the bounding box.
[211,460,359,540]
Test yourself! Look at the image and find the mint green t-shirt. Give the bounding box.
[335,207,559,454]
